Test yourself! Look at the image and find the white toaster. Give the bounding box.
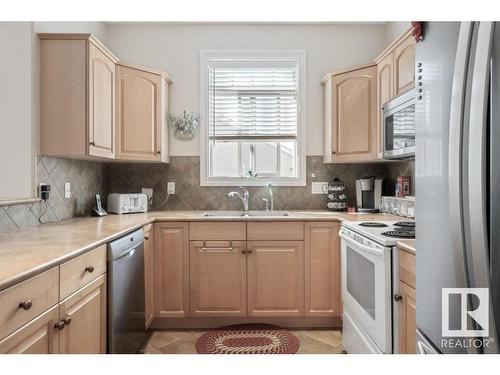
[107,193,148,214]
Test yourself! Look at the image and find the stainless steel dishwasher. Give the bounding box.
[107,228,146,353]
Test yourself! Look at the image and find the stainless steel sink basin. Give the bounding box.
[201,210,289,217]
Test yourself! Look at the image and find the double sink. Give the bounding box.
[201,210,289,217]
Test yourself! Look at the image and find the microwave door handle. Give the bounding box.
[448,22,473,291]
[338,232,385,259]
[468,21,499,352]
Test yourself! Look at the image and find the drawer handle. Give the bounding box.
[394,294,403,302]
[18,300,32,311]
[54,321,65,331]
[63,316,72,326]
[202,241,233,251]
[85,266,95,273]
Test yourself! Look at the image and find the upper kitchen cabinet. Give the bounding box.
[116,63,171,162]
[40,34,118,160]
[393,34,416,96]
[322,64,378,163]
[375,53,393,158]
[375,28,416,103]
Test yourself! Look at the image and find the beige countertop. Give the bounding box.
[397,239,416,255]
[0,210,402,291]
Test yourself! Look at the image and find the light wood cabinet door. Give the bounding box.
[0,306,59,354]
[376,53,393,158]
[116,64,166,161]
[58,275,107,354]
[144,224,154,329]
[329,65,377,162]
[398,281,416,354]
[154,222,189,318]
[88,42,116,158]
[305,222,341,317]
[247,241,304,317]
[393,35,416,96]
[189,241,247,317]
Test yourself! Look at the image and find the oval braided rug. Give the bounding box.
[195,324,299,354]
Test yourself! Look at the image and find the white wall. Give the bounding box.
[0,22,36,198]
[384,22,411,44]
[105,23,388,156]
[0,22,107,198]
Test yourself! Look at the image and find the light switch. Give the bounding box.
[64,182,71,199]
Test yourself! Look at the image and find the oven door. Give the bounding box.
[340,231,392,353]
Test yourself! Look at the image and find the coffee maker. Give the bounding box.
[355,177,383,213]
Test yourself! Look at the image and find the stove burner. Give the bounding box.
[359,222,388,227]
[381,230,415,239]
[394,221,415,228]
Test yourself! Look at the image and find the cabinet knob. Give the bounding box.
[394,294,403,302]
[63,316,72,326]
[18,300,32,311]
[156,151,161,155]
[247,248,253,254]
[54,321,65,331]
[85,266,95,273]
[89,141,95,146]
[332,151,336,155]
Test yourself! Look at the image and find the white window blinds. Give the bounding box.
[208,67,299,140]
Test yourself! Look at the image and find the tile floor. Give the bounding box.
[142,329,344,354]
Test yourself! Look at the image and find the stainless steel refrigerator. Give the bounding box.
[416,21,500,354]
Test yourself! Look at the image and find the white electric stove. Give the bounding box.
[339,219,415,354]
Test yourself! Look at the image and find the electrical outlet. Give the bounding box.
[39,183,50,201]
[142,188,153,203]
[311,182,328,194]
[167,182,176,194]
[64,182,71,199]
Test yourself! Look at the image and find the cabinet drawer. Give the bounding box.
[60,245,106,300]
[0,268,59,340]
[247,222,304,241]
[189,222,246,240]
[399,250,416,289]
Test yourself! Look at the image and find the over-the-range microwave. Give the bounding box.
[382,89,416,159]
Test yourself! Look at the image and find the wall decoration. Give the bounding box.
[169,111,199,140]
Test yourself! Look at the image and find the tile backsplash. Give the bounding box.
[106,156,414,211]
[0,155,414,233]
[0,156,106,233]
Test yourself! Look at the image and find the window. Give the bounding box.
[200,51,306,186]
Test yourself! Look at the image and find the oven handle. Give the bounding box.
[339,231,386,259]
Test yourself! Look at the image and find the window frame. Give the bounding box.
[200,50,306,187]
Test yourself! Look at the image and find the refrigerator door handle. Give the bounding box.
[467,21,499,351]
[448,21,473,290]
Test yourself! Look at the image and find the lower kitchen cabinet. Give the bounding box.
[247,241,304,317]
[399,280,416,354]
[58,275,107,354]
[305,222,341,317]
[0,306,59,354]
[0,274,106,354]
[397,248,416,354]
[154,222,189,318]
[189,240,247,317]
